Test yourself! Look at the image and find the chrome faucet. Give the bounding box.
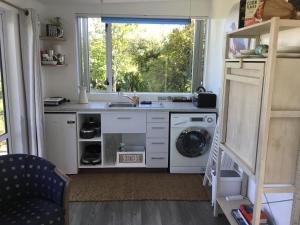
[119,92,139,105]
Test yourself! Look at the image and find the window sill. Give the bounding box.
[87,92,193,102]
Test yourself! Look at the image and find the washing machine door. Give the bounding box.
[176,128,211,158]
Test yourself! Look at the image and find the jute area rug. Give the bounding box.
[69,172,211,202]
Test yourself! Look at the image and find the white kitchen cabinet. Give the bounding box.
[146,112,169,168]
[146,123,169,138]
[146,153,169,168]
[101,112,146,133]
[45,113,78,174]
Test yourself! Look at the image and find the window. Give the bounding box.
[0,13,10,155]
[77,16,207,93]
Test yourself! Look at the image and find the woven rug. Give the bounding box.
[68,172,211,202]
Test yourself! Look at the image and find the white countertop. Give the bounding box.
[44,101,218,113]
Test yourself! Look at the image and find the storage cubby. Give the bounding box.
[102,133,146,167]
[78,113,101,141]
[77,113,102,168]
[78,141,102,168]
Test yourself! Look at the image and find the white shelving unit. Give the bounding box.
[77,112,102,169]
[77,112,148,169]
[215,18,300,225]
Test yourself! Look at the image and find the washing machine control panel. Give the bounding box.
[171,113,217,127]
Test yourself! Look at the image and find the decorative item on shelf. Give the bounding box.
[41,48,66,66]
[255,44,269,55]
[263,0,296,20]
[46,17,64,38]
[244,0,297,27]
[244,0,265,26]
[233,44,269,58]
[78,86,88,104]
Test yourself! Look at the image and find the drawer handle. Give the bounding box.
[152,127,165,130]
[152,142,165,145]
[151,157,165,160]
[152,117,165,120]
[117,117,132,120]
[67,121,75,124]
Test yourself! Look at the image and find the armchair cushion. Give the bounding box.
[0,154,66,208]
[0,154,69,225]
[0,198,64,225]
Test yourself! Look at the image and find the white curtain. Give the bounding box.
[18,9,45,157]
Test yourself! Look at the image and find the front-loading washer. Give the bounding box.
[170,113,216,173]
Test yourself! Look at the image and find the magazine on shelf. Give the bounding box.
[232,209,250,225]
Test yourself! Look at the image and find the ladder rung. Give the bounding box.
[271,110,300,118]
[264,185,296,193]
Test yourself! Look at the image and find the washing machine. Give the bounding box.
[170,113,216,174]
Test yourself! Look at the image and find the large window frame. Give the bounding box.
[0,11,11,155]
[77,16,208,94]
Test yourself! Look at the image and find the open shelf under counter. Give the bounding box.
[78,164,102,169]
[217,197,252,225]
[79,137,102,142]
[40,36,66,41]
[41,64,67,67]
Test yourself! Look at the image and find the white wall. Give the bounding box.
[205,0,239,105]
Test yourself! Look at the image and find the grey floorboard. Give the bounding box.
[69,201,229,225]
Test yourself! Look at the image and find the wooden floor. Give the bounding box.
[69,201,229,225]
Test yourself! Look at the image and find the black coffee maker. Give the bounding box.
[192,86,217,108]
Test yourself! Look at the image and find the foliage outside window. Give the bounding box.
[78,17,207,93]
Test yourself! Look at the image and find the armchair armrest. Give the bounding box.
[54,168,70,225]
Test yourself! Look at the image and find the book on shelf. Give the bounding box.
[240,204,268,224]
[232,209,249,225]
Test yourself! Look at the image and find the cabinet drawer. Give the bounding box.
[146,138,168,153]
[147,123,169,138]
[102,112,146,133]
[146,153,168,168]
[226,62,265,79]
[147,112,169,123]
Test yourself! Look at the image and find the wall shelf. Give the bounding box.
[42,64,67,67]
[40,36,66,41]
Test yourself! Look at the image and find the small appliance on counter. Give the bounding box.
[192,86,217,108]
[44,97,69,106]
[80,119,101,139]
[81,144,101,165]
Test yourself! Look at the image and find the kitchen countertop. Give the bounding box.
[44,101,218,113]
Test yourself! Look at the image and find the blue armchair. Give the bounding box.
[0,154,70,225]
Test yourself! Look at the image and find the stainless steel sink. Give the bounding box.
[108,102,137,108]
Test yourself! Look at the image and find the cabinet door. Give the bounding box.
[221,62,265,173]
[102,112,146,133]
[45,113,78,174]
